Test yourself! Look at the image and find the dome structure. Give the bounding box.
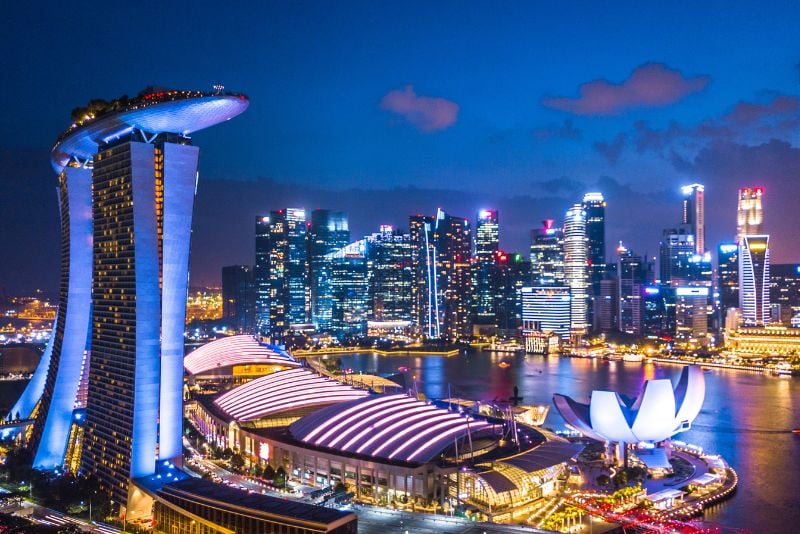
[184,335,299,376]
[553,365,705,443]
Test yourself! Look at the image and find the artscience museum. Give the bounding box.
[553,365,705,466]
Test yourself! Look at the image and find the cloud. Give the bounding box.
[594,133,627,165]
[543,62,710,116]
[380,85,459,132]
[634,93,800,153]
[532,119,582,141]
[722,94,800,125]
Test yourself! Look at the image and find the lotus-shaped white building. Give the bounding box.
[553,365,705,444]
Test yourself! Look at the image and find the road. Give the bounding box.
[2,499,121,533]
[354,505,549,533]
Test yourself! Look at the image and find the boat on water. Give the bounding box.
[498,361,511,368]
[605,353,624,361]
[622,353,644,363]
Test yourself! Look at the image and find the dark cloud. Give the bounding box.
[594,133,626,165]
[674,139,800,261]
[532,119,582,141]
[633,94,800,154]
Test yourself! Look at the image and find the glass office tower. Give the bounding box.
[309,210,350,331]
[255,215,271,334]
[267,208,310,340]
[473,210,500,327]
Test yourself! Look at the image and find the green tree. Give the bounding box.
[230,453,245,471]
[274,466,287,488]
[263,464,276,481]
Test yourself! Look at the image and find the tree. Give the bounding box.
[2,446,33,482]
[230,453,245,471]
[596,474,610,487]
[274,466,287,488]
[263,464,276,481]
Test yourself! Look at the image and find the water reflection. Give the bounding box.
[339,351,800,532]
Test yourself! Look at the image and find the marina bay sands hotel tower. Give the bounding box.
[8,88,248,510]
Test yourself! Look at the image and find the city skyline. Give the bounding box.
[3,4,800,533]
[3,2,800,292]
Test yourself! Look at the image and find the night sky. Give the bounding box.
[2,1,800,293]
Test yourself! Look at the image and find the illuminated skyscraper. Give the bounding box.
[659,226,697,286]
[255,216,271,334]
[15,89,247,511]
[433,209,472,342]
[309,210,350,331]
[367,225,413,321]
[681,184,705,254]
[563,204,589,335]
[267,208,310,339]
[582,193,606,329]
[617,246,649,336]
[326,240,369,336]
[717,243,739,314]
[739,235,771,326]
[473,210,500,326]
[521,286,571,339]
[496,253,531,330]
[409,215,437,337]
[530,220,565,285]
[736,187,764,243]
[222,265,256,333]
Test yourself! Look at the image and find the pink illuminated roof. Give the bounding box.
[290,394,496,464]
[214,368,369,421]
[184,335,299,376]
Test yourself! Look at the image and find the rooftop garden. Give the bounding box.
[56,86,246,146]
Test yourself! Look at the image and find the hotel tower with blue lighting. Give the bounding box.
[11,88,248,510]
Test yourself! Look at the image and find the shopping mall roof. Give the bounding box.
[184,335,299,376]
[214,368,369,422]
[290,393,496,464]
[51,89,249,172]
[497,439,582,473]
[157,477,355,527]
[475,470,518,494]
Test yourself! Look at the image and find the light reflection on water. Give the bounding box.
[340,351,800,533]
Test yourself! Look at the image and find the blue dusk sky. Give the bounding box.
[1,1,799,290]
